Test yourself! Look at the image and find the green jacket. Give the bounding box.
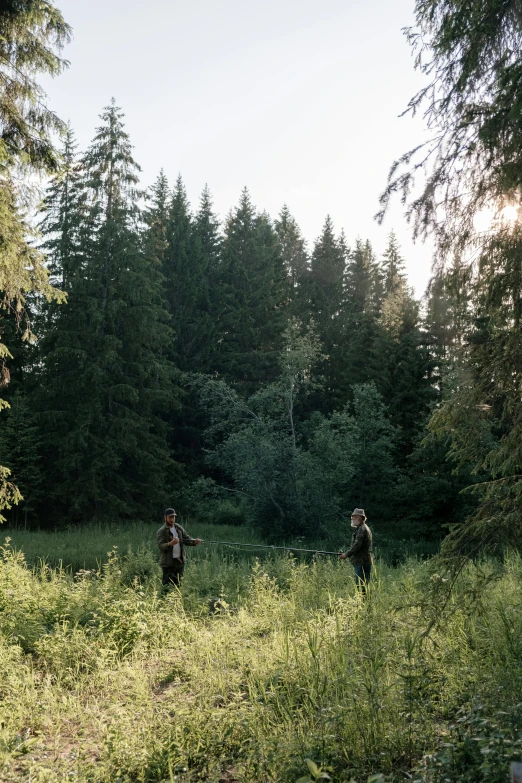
[346,523,373,566]
[157,522,198,567]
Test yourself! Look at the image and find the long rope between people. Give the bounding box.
[186,539,341,556]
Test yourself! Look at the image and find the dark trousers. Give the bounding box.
[354,563,372,594]
[162,560,184,590]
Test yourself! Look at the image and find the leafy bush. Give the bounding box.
[201,374,399,539]
[415,704,522,783]
[119,544,161,585]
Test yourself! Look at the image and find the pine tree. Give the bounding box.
[36,126,85,378]
[39,126,84,291]
[152,179,218,479]
[344,238,374,318]
[430,226,522,555]
[0,1,70,174]
[37,102,179,524]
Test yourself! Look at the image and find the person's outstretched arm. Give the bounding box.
[178,525,202,546]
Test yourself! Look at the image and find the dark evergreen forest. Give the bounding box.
[0,101,476,542]
[2,0,522,556]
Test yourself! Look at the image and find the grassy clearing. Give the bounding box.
[1,532,521,783]
[2,522,263,574]
[3,521,438,573]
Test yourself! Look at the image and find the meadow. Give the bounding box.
[3,521,438,574]
[0,525,521,783]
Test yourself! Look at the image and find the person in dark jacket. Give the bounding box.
[340,508,373,593]
[157,508,202,590]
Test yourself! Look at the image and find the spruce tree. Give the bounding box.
[37,102,179,524]
[194,183,222,371]
[0,393,44,527]
[372,236,436,461]
[339,238,380,395]
[274,205,309,316]
[143,170,170,270]
[214,189,288,393]
[425,258,472,388]
[39,126,84,292]
[379,0,522,554]
[195,184,222,281]
[309,216,344,328]
[380,233,410,338]
[306,216,346,410]
[344,238,374,319]
[154,179,217,478]
[0,1,70,518]
[382,230,406,295]
[163,176,213,371]
[36,126,85,375]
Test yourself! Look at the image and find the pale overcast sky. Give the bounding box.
[42,0,434,295]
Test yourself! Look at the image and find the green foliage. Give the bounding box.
[0,0,70,521]
[0,467,21,524]
[0,536,521,781]
[379,0,522,555]
[0,0,70,173]
[35,102,179,524]
[201,322,399,539]
[0,393,43,525]
[306,216,347,409]
[164,176,213,371]
[183,479,246,526]
[0,85,454,541]
[378,0,522,255]
[275,204,309,310]
[297,758,331,783]
[214,189,289,393]
[415,704,522,783]
[158,179,219,476]
[393,429,477,541]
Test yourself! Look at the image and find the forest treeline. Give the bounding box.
[1,0,522,555]
[0,103,474,540]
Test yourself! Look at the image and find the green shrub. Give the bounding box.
[209,499,246,526]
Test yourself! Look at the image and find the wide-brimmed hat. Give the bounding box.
[351,508,366,519]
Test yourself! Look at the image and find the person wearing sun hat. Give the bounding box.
[339,508,373,593]
[157,507,202,591]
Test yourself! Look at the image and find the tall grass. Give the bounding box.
[3,520,262,573]
[3,521,439,573]
[1,533,520,783]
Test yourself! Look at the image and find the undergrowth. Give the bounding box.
[3,521,438,573]
[0,535,521,783]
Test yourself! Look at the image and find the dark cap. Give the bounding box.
[164,508,176,516]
